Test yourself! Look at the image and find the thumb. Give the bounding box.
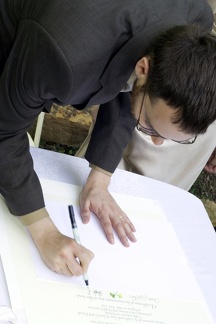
[79,199,91,224]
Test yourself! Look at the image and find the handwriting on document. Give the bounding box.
[76,290,164,324]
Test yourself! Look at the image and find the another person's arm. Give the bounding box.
[204,148,216,173]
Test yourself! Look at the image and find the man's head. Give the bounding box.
[132,24,216,145]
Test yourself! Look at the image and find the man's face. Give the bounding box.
[131,82,196,145]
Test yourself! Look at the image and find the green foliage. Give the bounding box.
[39,140,79,156]
[189,170,216,202]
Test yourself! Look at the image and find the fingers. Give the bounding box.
[100,218,115,244]
[80,185,137,247]
[112,214,137,247]
[80,208,91,224]
[204,165,213,173]
[28,214,94,278]
[52,241,94,277]
[80,176,137,248]
[79,191,91,224]
[204,149,216,174]
[121,215,136,233]
[76,245,94,274]
[97,210,137,247]
[54,264,74,276]
[121,218,137,242]
[204,164,216,174]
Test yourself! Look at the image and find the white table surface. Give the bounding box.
[1,147,216,322]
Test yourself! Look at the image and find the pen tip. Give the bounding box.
[85,280,89,287]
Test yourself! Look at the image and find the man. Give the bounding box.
[0,0,216,278]
[77,0,216,188]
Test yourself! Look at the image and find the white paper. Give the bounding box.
[28,199,203,301]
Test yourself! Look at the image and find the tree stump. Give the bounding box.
[28,104,95,147]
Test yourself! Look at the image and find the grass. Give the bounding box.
[189,170,216,202]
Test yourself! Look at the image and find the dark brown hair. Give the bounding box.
[145,24,216,134]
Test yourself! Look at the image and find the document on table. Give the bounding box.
[0,179,214,324]
[28,201,205,298]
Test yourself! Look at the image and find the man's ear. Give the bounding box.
[135,57,150,82]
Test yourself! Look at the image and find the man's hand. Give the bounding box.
[79,169,137,247]
[28,210,94,276]
[204,148,216,174]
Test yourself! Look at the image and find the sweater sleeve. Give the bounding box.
[0,20,73,215]
[85,92,136,173]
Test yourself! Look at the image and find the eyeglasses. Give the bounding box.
[136,93,197,145]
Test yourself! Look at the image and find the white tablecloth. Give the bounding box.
[1,147,216,322]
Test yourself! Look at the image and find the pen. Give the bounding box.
[68,205,89,286]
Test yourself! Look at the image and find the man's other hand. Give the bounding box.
[80,169,137,247]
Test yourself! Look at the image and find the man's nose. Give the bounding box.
[151,136,165,145]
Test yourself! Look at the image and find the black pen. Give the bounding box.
[68,205,89,286]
